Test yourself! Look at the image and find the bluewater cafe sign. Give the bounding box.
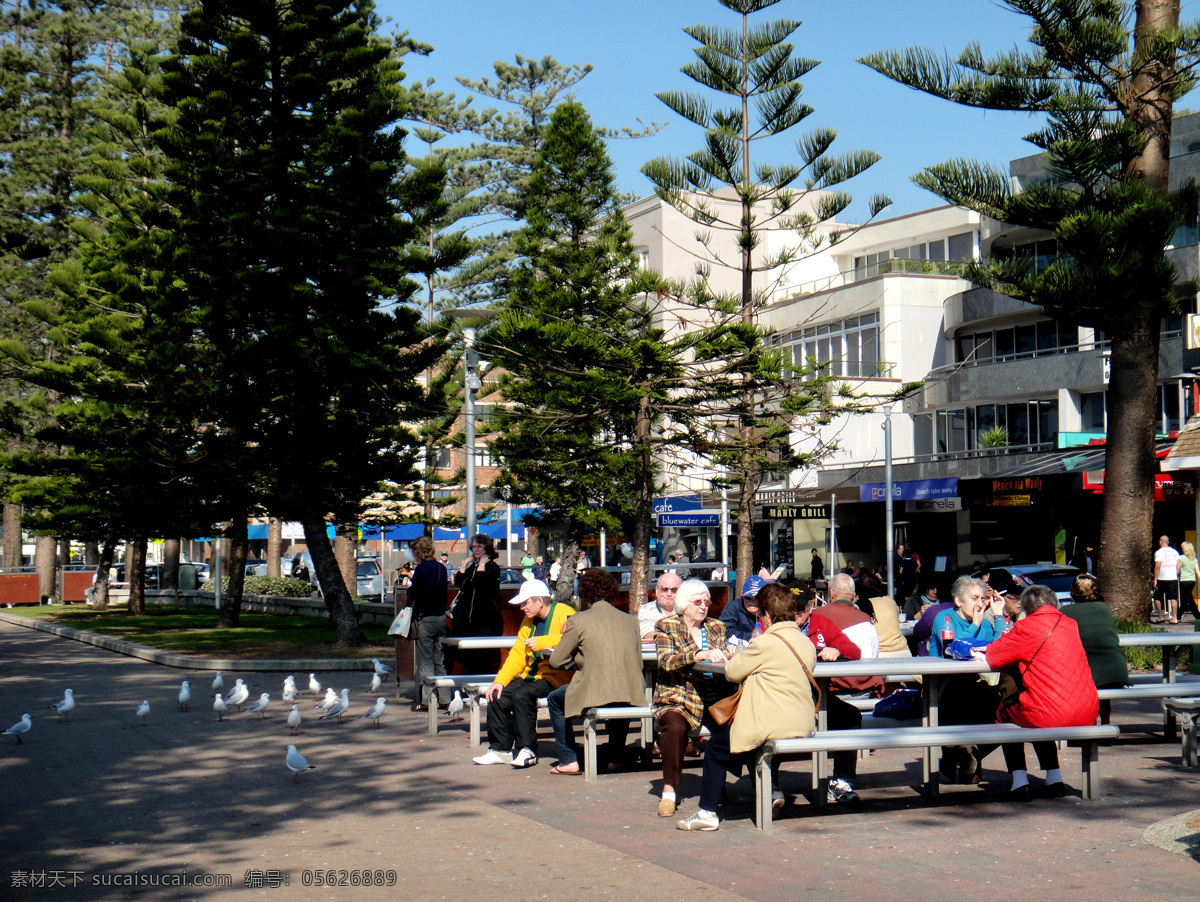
[858,477,959,503]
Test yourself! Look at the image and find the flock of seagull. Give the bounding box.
[4,658,399,783]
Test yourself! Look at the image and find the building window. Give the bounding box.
[791,312,881,378]
[934,399,1058,455]
[1080,392,1106,431]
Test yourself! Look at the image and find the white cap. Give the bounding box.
[510,579,551,605]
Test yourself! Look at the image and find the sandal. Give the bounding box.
[550,764,581,775]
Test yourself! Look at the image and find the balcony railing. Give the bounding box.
[928,329,1182,378]
[769,259,970,304]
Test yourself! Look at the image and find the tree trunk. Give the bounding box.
[128,536,147,615]
[217,521,248,628]
[1100,0,1179,622]
[161,538,180,590]
[91,536,116,611]
[334,529,357,598]
[2,503,20,569]
[83,541,98,567]
[1099,307,1162,621]
[35,535,57,602]
[267,517,282,577]
[630,393,654,613]
[555,534,582,606]
[58,537,71,569]
[304,518,366,647]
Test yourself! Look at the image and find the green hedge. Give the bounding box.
[1114,618,1193,672]
[199,575,315,598]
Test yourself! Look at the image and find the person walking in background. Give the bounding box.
[1153,535,1181,624]
[409,536,450,712]
[1179,542,1199,622]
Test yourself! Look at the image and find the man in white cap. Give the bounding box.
[472,579,574,768]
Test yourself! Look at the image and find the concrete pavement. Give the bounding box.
[0,619,1197,901]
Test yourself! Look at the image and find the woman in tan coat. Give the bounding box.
[676,583,817,831]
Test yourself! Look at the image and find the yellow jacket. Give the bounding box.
[494,601,575,688]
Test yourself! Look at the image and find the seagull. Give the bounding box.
[360,697,385,729]
[286,744,315,783]
[308,673,322,698]
[315,688,338,712]
[226,679,249,712]
[369,672,382,695]
[48,689,75,720]
[372,658,395,678]
[320,688,350,724]
[178,680,191,712]
[212,672,224,694]
[287,704,302,735]
[136,700,150,725]
[246,693,270,719]
[4,714,31,744]
[213,693,227,721]
[446,690,464,723]
[282,675,297,703]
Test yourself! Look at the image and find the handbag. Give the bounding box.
[707,631,821,727]
[388,606,414,638]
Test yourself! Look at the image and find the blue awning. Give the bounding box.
[360,523,424,541]
[477,506,539,525]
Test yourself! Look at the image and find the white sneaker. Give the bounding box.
[827,777,860,804]
[510,747,538,768]
[473,749,513,765]
[676,810,720,832]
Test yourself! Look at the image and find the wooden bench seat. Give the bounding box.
[753,723,1119,831]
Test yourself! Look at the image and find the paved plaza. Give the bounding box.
[1,618,1197,901]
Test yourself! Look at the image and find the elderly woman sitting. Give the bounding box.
[652,578,729,819]
[676,583,818,831]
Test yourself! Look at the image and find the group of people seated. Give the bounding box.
[467,561,1121,831]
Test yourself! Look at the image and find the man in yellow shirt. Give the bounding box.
[472,580,574,768]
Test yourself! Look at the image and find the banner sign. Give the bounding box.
[658,512,720,527]
[859,477,958,503]
[652,494,702,515]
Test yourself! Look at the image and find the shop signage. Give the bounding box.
[858,477,958,502]
[911,498,962,512]
[755,489,806,504]
[987,495,1032,507]
[658,512,720,527]
[652,494,702,515]
[991,476,1042,493]
[763,505,831,520]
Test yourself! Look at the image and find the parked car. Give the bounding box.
[974,563,1081,604]
[357,558,383,598]
[499,568,524,585]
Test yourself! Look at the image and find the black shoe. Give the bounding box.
[1006,785,1031,803]
[1036,781,1068,799]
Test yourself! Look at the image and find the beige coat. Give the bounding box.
[547,601,647,719]
[867,595,912,658]
[724,620,817,754]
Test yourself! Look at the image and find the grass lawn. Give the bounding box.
[6,603,395,659]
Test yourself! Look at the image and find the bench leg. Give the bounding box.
[1080,741,1101,800]
[469,697,482,747]
[583,711,599,782]
[755,748,774,831]
[1178,711,1198,767]
[427,691,439,736]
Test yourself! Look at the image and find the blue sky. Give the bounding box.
[379,1,1197,220]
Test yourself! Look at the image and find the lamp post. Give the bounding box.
[884,404,895,599]
[447,308,496,545]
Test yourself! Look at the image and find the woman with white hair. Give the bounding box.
[652,578,729,818]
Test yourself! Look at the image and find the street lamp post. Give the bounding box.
[884,404,895,599]
[447,308,495,546]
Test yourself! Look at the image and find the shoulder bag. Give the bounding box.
[997,615,1060,707]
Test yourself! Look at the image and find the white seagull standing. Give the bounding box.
[246,693,270,719]
[360,697,386,729]
[320,688,350,724]
[446,690,464,723]
[308,673,322,698]
[282,675,297,703]
[136,700,150,725]
[212,672,224,694]
[178,680,191,712]
[369,672,382,695]
[4,714,31,744]
[48,689,75,720]
[213,693,228,721]
[315,687,338,712]
[226,679,250,712]
[372,658,395,678]
[285,744,315,783]
[287,704,302,735]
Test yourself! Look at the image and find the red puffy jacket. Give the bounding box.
[985,605,1098,728]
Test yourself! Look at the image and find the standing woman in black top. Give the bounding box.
[409,535,449,712]
[450,533,504,674]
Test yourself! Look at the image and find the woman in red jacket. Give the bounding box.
[983,584,1099,801]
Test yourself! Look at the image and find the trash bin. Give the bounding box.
[178,564,198,591]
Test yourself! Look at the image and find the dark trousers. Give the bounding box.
[827,694,862,780]
[486,677,553,753]
[697,724,752,812]
[658,710,691,789]
[1002,740,1058,773]
[549,686,630,767]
